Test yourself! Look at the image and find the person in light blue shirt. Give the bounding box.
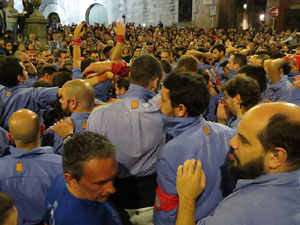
[217,76,261,130]
[87,54,165,224]
[176,102,300,225]
[153,72,235,225]
[0,56,58,130]
[0,109,62,225]
[43,79,94,154]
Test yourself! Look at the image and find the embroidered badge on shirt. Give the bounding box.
[6,91,10,97]
[131,100,138,109]
[82,122,87,129]
[16,163,23,172]
[203,125,210,135]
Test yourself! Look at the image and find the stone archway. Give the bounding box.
[85,3,108,26]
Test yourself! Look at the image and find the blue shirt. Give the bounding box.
[153,116,235,225]
[0,146,62,225]
[228,117,241,130]
[87,84,165,178]
[0,127,9,156]
[287,85,300,106]
[197,171,300,225]
[288,72,300,83]
[45,174,122,225]
[42,112,90,154]
[263,75,292,102]
[0,84,58,130]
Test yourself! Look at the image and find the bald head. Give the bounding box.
[8,109,40,144]
[244,102,300,170]
[62,79,95,111]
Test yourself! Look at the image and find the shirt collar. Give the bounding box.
[120,84,155,102]
[235,170,300,192]
[161,115,204,138]
[71,112,90,120]
[9,146,54,158]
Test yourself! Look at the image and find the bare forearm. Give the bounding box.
[111,41,123,61]
[73,44,81,68]
[176,199,197,225]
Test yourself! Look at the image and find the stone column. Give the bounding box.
[25,0,48,48]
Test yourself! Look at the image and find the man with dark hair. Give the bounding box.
[211,44,227,84]
[87,54,165,224]
[154,72,235,225]
[225,53,247,80]
[218,76,261,129]
[44,132,121,225]
[238,65,267,93]
[38,64,57,85]
[42,49,54,64]
[176,102,300,225]
[176,55,199,74]
[115,77,130,96]
[55,49,70,69]
[0,56,59,130]
[0,109,62,224]
[90,50,101,61]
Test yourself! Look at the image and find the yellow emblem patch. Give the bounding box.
[82,122,87,129]
[203,126,210,135]
[131,100,138,109]
[16,163,23,172]
[6,91,10,97]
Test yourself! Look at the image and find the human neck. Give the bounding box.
[15,140,40,151]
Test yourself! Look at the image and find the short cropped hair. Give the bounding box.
[258,113,300,169]
[116,77,130,91]
[63,132,116,181]
[212,44,226,55]
[163,72,210,117]
[238,65,267,93]
[222,76,261,111]
[130,54,162,88]
[232,53,247,67]
[52,71,72,88]
[38,64,57,79]
[176,55,199,73]
[0,56,23,87]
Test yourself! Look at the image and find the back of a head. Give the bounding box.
[63,79,95,109]
[176,55,199,73]
[63,132,116,181]
[163,71,210,117]
[0,56,23,87]
[38,64,57,79]
[8,109,40,144]
[238,65,267,93]
[222,76,261,111]
[116,77,130,91]
[130,54,162,88]
[232,53,247,67]
[160,60,172,74]
[52,71,73,88]
[81,58,97,72]
[0,192,14,225]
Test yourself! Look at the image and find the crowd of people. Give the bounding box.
[0,2,300,224]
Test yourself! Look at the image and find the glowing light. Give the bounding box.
[243,4,247,10]
[259,14,265,21]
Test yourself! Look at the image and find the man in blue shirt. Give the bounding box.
[42,79,95,154]
[0,56,59,130]
[176,102,300,225]
[153,72,235,225]
[86,54,165,224]
[0,109,62,225]
[44,132,121,225]
[217,76,261,130]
